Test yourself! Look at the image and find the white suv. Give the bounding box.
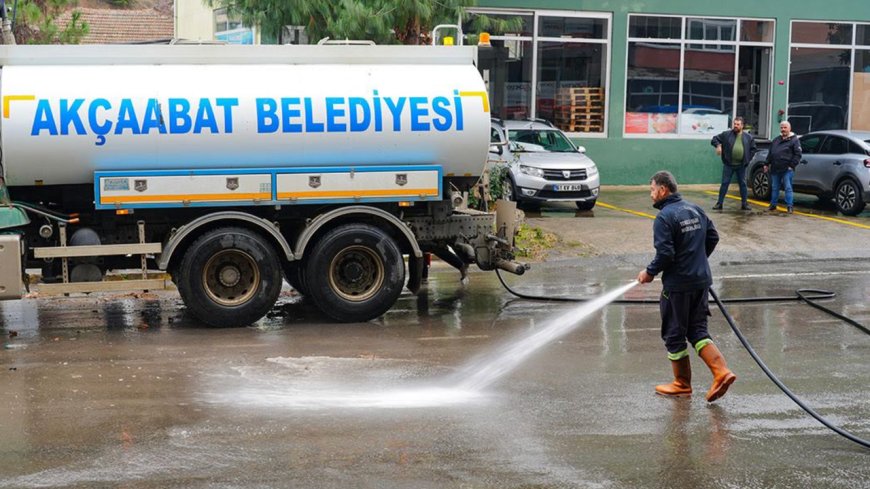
[494,119,600,210]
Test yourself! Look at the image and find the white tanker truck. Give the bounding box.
[0,43,526,327]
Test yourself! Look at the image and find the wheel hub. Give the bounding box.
[202,250,259,307]
[344,262,365,282]
[329,246,385,302]
[219,266,241,287]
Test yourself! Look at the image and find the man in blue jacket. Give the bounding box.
[764,121,802,213]
[711,117,757,211]
[637,171,736,402]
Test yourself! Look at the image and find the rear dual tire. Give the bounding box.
[304,224,405,322]
[177,227,282,327]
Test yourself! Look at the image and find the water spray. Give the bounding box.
[495,269,870,450]
[454,281,638,391]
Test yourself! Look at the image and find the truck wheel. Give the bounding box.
[305,224,404,322]
[835,179,866,216]
[177,227,282,327]
[282,261,308,295]
[750,168,770,201]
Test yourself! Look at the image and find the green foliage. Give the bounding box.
[487,163,510,200]
[514,224,557,260]
[109,0,131,7]
[208,0,522,45]
[464,12,525,36]
[14,0,88,44]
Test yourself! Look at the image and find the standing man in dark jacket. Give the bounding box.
[637,171,736,402]
[765,121,802,213]
[711,116,757,211]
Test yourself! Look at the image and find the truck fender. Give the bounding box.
[157,211,294,270]
[294,206,423,260]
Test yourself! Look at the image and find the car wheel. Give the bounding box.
[575,199,596,211]
[751,168,770,201]
[503,176,518,202]
[835,179,866,216]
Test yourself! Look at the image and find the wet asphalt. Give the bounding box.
[1,188,869,488]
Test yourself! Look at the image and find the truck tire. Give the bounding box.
[176,227,282,327]
[282,261,308,296]
[305,223,404,322]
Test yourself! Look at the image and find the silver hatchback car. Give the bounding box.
[748,130,870,215]
[494,119,600,210]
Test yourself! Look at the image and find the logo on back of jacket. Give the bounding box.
[678,207,703,234]
[3,90,489,146]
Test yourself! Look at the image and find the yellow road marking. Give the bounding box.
[596,201,656,220]
[704,191,870,230]
[3,95,35,118]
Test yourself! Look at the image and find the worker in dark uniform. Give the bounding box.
[637,171,736,402]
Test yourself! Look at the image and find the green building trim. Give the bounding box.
[476,1,870,184]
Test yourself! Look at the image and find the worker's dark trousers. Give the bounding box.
[660,288,712,358]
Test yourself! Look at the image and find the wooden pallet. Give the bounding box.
[556,123,604,132]
[554,87,604,132]
[557,88,604,104]
[553,108,604,117]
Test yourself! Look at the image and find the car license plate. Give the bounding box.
[553,184,585,191]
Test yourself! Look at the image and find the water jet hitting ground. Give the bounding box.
[206,282,638,410]
[453,281,638,391]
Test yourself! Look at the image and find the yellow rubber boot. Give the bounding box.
[698,342,737,402]
[655,356,692,397]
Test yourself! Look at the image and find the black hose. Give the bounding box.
[709,288,870,449]
[795,288,870,336]
[494,269,870,450]
[495,269,837,305]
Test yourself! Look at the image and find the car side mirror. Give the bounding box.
[489,123,508,156]
[576,145,587,154]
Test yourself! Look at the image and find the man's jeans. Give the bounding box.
[769,169,794,207]
[716,165,747,205]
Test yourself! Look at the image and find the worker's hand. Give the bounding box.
[715,145,722,156]
[637,270,654,284]
[763,165,769,173]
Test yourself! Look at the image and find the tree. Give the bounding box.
[13,0,89,44]
[210,0,507,45]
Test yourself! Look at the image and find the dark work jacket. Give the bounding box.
[765,134,802,173]
[710,130,757,166]
[646,193,719,293]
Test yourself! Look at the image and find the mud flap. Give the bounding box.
[406,255,424,295]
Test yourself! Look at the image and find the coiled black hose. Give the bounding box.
[495,269,870,450]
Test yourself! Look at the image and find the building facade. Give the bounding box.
[473,0,870,184]
[175,0,260,44]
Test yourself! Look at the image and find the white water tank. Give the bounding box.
[0,44,490,186]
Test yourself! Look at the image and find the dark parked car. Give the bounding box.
[748,130,870,215]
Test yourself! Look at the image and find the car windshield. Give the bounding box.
[508,129,576,153]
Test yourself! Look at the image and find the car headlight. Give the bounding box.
[519,165,544,178]
[587,166,599,177]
